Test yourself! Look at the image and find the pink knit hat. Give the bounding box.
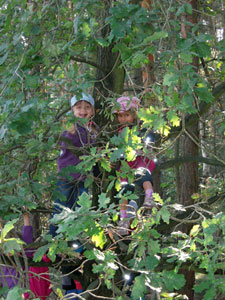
[114,96,140,113]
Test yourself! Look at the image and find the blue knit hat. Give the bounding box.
[70,93,95,108]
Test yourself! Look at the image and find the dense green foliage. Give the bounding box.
[0,0,224,299]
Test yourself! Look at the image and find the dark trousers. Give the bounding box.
[49,180,87,237]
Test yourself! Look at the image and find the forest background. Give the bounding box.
[0,0,224,300]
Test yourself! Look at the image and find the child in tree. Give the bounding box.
[50,92,99,237]
[0,213,52,299]
[23,213,52,300]
[114,96,156,235]
[49,92,98,300]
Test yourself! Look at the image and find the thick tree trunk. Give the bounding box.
[92,1,125,210]
[178,1,199,299]
[179,124,199,300]
[180,126,199,207]
[93,1,125,126]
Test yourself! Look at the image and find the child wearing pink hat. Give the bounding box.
[114,96,156,235]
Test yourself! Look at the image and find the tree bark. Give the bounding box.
[93,1,125,126]
[178,1,199,299]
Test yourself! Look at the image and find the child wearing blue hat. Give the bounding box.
[49,92,99,299]
[50,92,99,237]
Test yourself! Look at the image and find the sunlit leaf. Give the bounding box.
[167,110,180,127]
[1,220,17,239]
[190,224,200,237]
[92,230,106,249]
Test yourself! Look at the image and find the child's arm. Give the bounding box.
[22,213,33,251]
[23,213,31,226]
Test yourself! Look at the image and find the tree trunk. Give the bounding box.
[179,124,199,300]
[93,1,125,126]
[175,139,181,201]
[180,126,199,207]
[178,1,199,299]
[92,1,125,210]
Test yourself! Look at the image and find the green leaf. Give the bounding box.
[0,43,8,53]
[84,249,96,260]
[33,244,49,262]
[110,135,123,146]
[106,179,115,192]
[93,248,105,261]
[131,274,147,299]
[6,286,24,300]
[163,270,186,291]
[125,146,136,162]
[194,280,211,293]
[176,5,185,16]
[148,239,160,255]
[180,52,193,63]
[195,87,214,103]
[96,38,110,47]
[148,31,168,41]
[145,255,160,270]
[92,230,106,249]
[100,158,111,172]
[0,125,7,139]
[84,176,93,188]
[21,104,34,112]
[1,219,17,239]
[184,3,192,14]
[25,75,40,88]
[3,238,23,254]
[98,193,110,209]
[47,243,57,262]
[167,110,180,127]
[82,22,91,37]
[204,287,216,300]
[160,206,170,224]
[77,192,92,209]
[110,148,125,162]
[182,94,194,109]
[190,224,200,237]
[163,73,179,87]
[131,51,148,67]
[0,52,8,65]
[194,42,211,57]
[153,193,163,205]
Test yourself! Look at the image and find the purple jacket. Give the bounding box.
[0,226,33,289]
[57,122,98,181]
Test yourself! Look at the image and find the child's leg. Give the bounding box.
[49,180,77,237]
[143,180,154,206]
[118,184,136,235]
[120,199,128,219]
[134,167,155,208]
[119,183,135,219]
[118,199,130,235]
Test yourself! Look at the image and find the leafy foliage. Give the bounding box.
[0,0,224,299]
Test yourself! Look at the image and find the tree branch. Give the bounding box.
[155,155,225,170]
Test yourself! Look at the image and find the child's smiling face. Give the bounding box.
[117,111,135,125]
[72,100,94,119]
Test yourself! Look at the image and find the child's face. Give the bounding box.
[117,111,135,125]
[72,100,94,119]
